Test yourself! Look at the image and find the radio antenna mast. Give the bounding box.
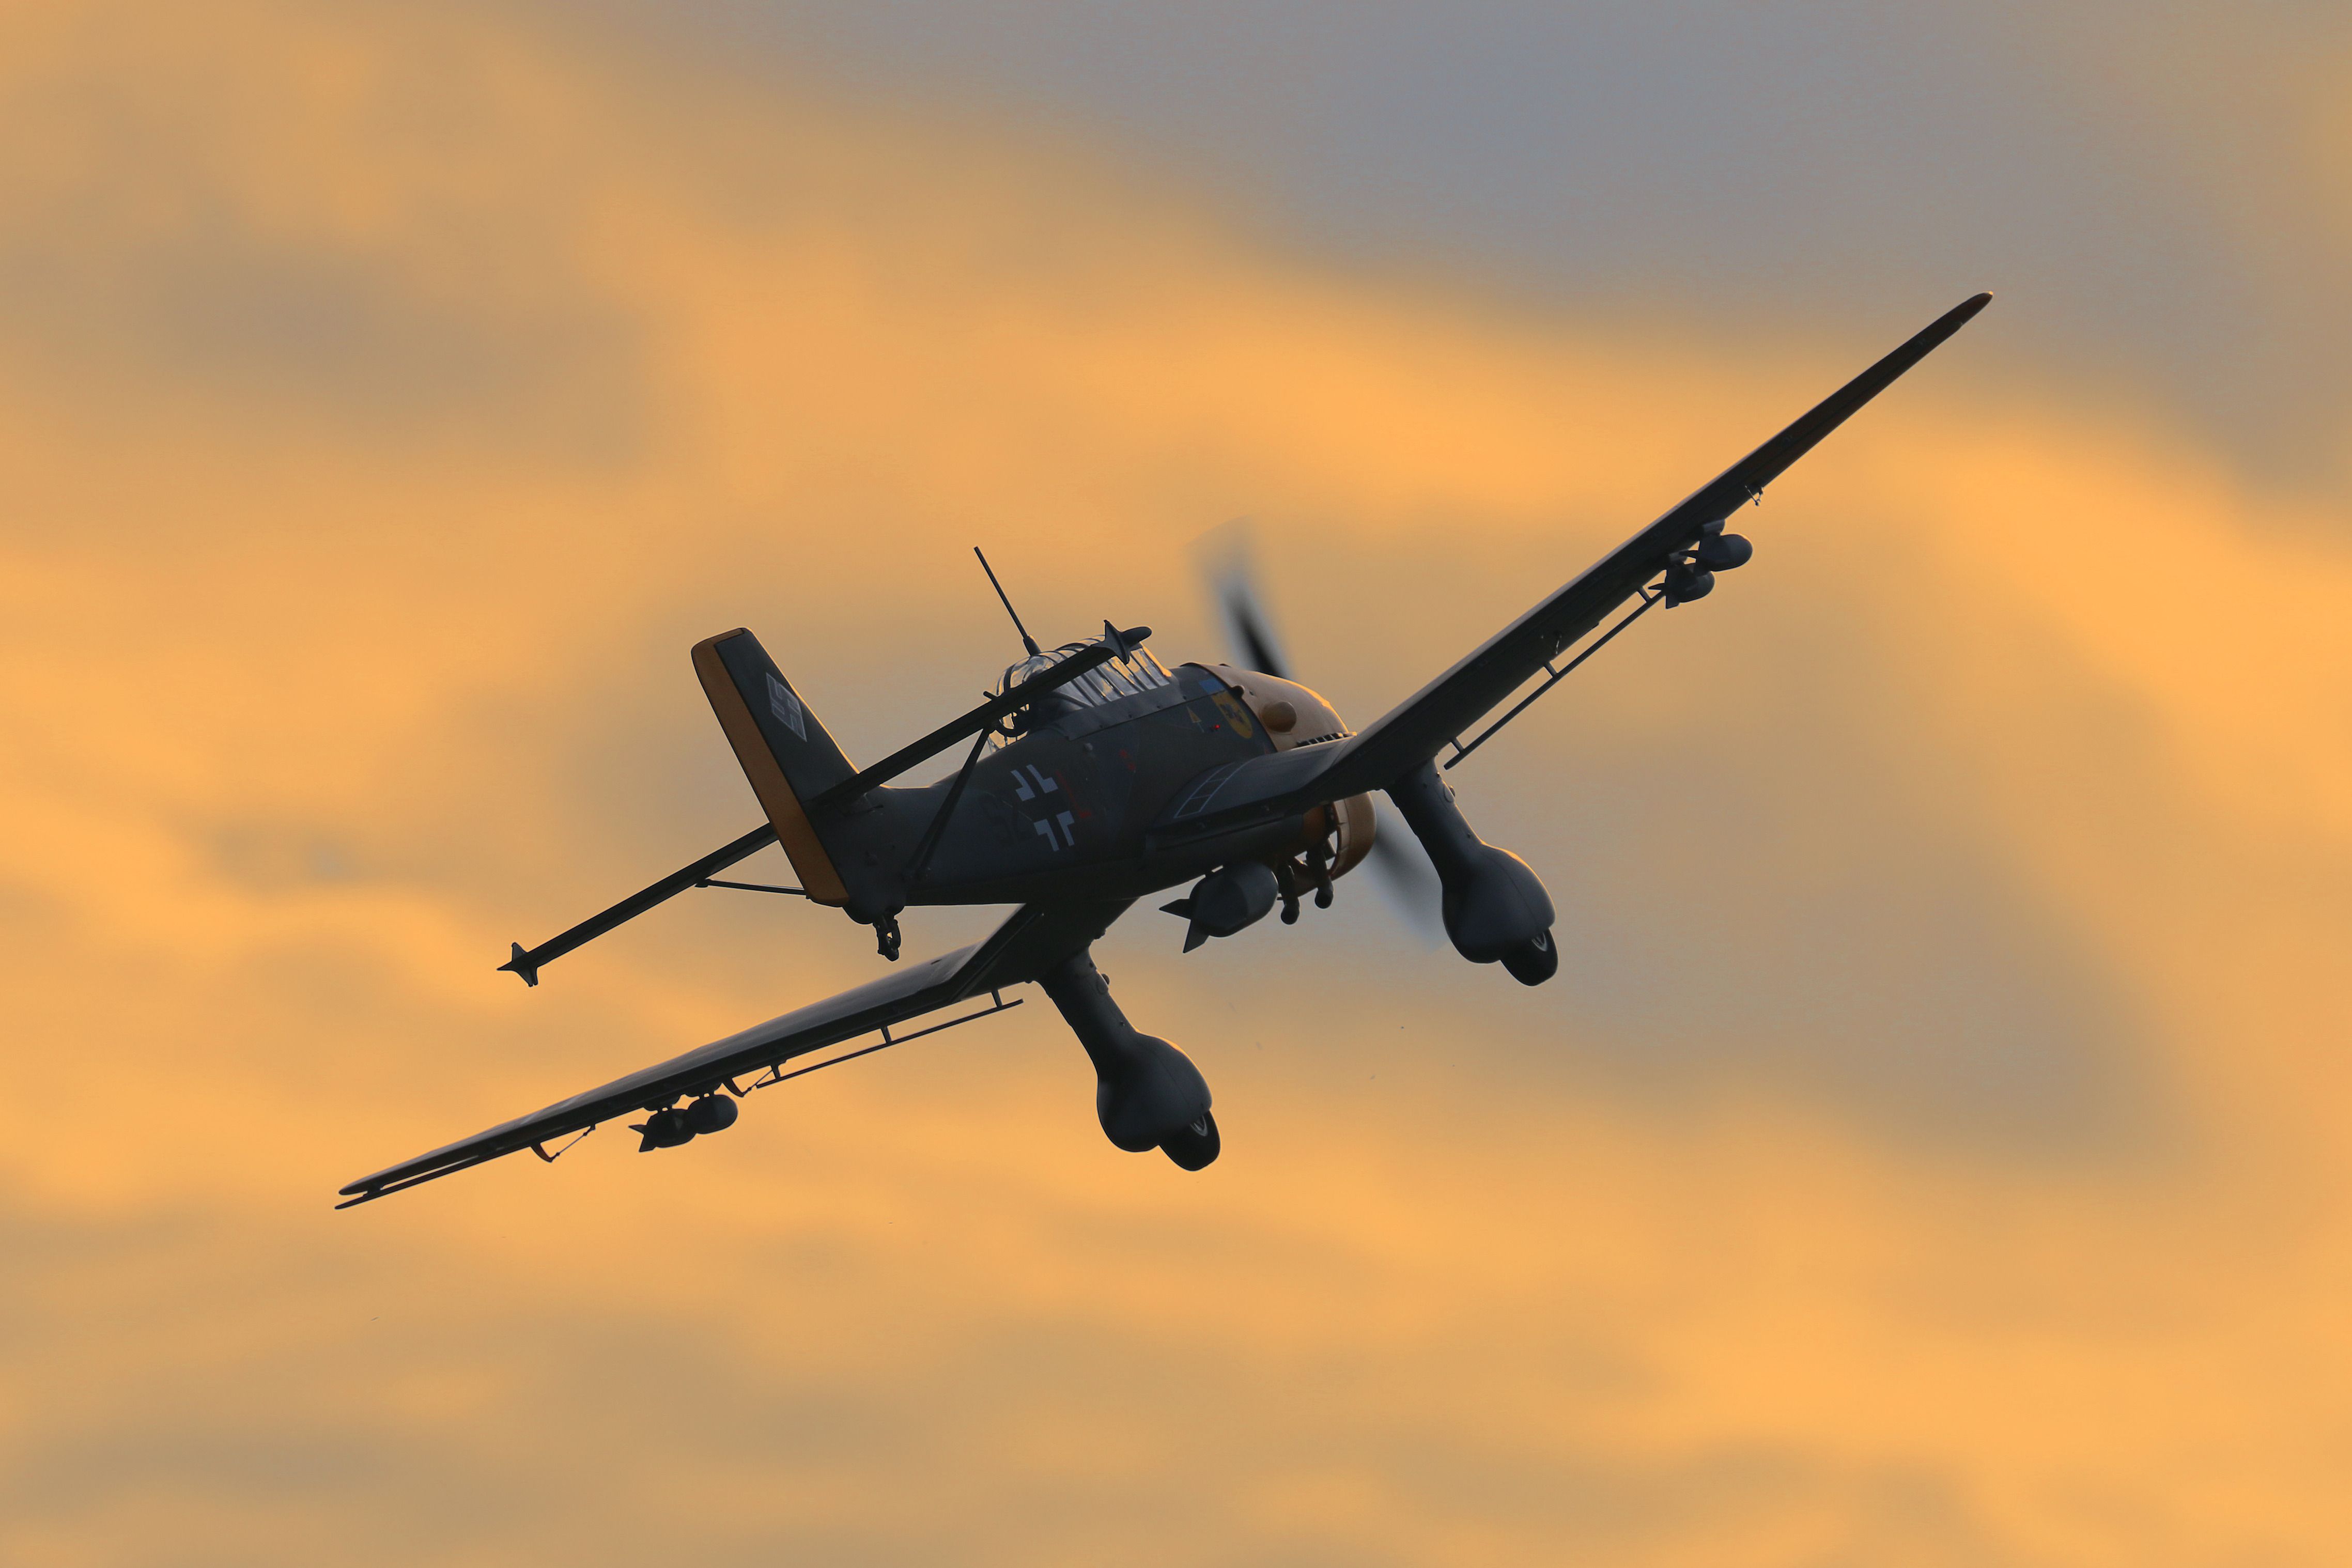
[973,547,1043,657]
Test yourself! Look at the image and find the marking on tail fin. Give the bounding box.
[692,631,850,907]
[766,673,808,740]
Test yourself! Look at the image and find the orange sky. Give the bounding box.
[2,3,2348,1563]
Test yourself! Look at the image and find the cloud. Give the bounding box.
[545,0,2352,489]
[0,2,2346,1563]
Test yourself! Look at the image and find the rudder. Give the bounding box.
[692,629,856,908]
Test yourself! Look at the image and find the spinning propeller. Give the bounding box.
[1199,525,1445,940]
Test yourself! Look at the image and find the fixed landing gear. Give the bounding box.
[1039,949,1220,1170]
[1159,1112,1220,1171]
[1499,930,1558,987]
[1386,762,1558,984]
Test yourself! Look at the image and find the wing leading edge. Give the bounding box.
[1152,292,1992,844]
[338,898,1130,1207]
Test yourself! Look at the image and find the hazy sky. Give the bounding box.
[2,2,2348,1564]
[546,0,2352,488]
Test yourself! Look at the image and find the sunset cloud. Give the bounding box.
[1,3,2345,1563]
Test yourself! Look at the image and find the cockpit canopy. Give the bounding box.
[992,636,1176,746]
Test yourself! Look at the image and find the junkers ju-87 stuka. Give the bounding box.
[338,293,1989,1207]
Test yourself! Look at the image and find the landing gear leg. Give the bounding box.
[873,913,902,961]
[1386,760,1558,975]
[1038,949,1218,1167]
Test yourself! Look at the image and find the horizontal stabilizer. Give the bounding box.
[491,638,1134,985]
[497,823,779,986]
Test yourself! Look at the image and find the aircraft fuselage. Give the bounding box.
[827,662,1314,908]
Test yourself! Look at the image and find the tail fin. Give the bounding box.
[692,629,856,908]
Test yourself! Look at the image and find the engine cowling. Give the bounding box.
[1199,663,1350,751]
[1195,664,1378,884]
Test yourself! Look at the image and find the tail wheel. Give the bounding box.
[1500,930,1558,987]
[1160,1112,1221,1171]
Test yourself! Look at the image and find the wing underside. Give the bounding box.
[338,898,1128,1206]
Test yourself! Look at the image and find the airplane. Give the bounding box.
[336,292,1990,1207]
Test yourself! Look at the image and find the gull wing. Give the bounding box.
[338,898,1129,1207]
[1152,292,1991,846]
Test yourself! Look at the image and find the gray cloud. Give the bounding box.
[536,0,2352,492]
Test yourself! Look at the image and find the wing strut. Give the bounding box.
[1443,582,1665,769]
[743,989,1023,1090]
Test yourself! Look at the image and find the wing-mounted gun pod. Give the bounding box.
[1661,518,1756,607]
[630,1092,739,1152]
[1385,761,1558,985]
